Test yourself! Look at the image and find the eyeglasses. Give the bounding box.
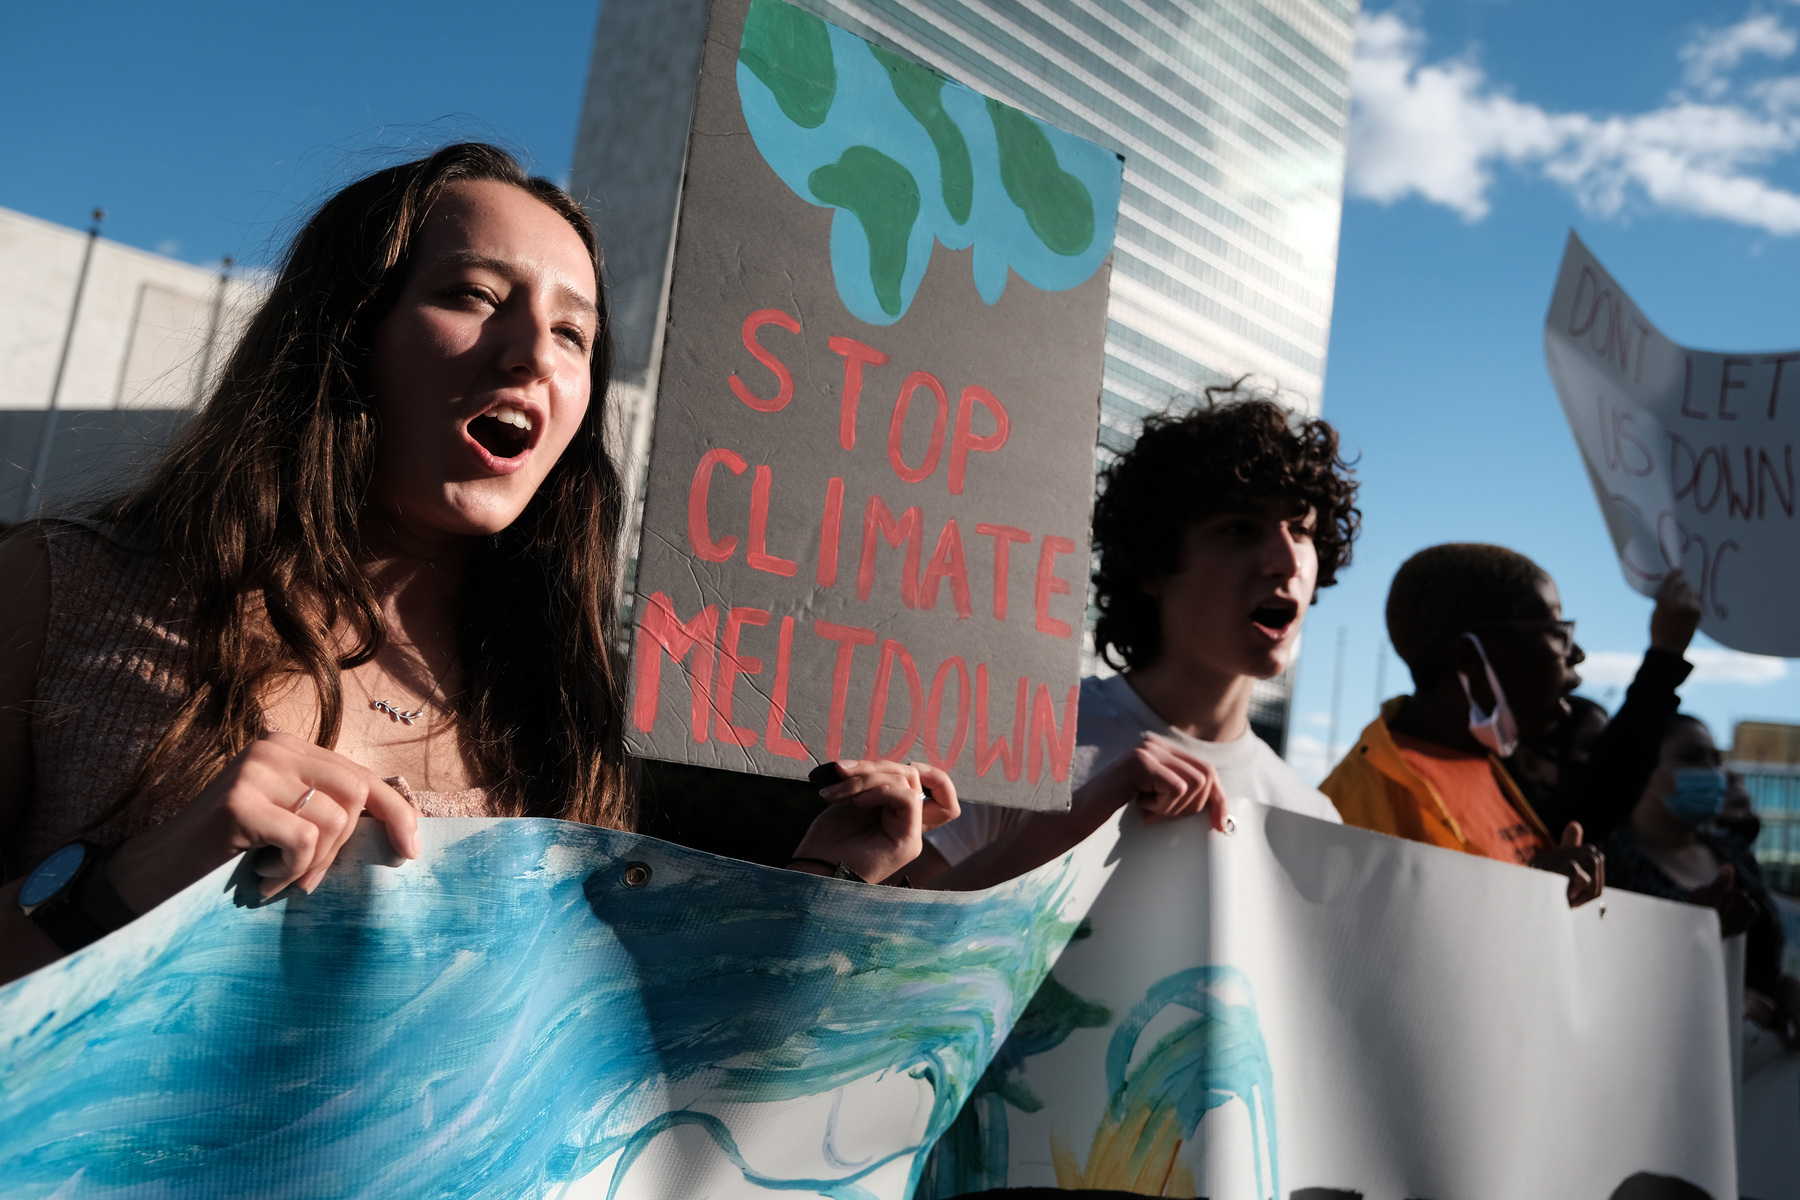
[1467,619,1581,663]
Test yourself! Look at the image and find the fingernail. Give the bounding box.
[837,759,859,769]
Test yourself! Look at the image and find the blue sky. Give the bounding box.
[1285,0,1800,779]
[5,1,1799,779]
[0,1,600,265]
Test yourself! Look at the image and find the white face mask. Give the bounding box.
[1456,633,1519,757]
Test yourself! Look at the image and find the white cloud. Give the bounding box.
[1681,14,1796,97]
[1580,648,1789,689]
[1577,651,1645,689]
[154,238,181,258]
[1348,7,1800,234]
[1346,13,1568,219]
[1688,647,1790,684]
[1303,710,1332,727]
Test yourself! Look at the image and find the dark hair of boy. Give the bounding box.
[1091,381,1360,672]
[1385,543,1553,685]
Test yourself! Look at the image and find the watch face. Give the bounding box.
[20,843,89,908]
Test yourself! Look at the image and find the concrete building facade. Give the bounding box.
[0,206,259,521]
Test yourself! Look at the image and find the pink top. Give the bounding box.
[9,523,490,877]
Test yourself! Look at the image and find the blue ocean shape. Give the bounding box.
[923,960,1278,1198]
[1104,965,1280,1200]
[736,17,1122,326]
[0,819,1105,1199]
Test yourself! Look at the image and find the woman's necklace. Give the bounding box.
[350,663,441,729]
[370,698,427,726]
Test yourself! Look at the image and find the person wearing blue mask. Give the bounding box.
[1603,714,1798,1045]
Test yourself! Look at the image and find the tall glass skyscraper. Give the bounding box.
[572,0,1358,754]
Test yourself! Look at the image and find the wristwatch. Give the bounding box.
[19,840,138,953]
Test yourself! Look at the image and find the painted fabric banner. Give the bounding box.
[929,802,1741,1200]
[1544,231,1800,656]
[625,0,1124,810]
[0,818,1115,1199]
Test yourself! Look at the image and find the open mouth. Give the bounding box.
[1250,598,1299,637]
[467,403,534,461]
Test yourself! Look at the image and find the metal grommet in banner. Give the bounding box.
[622,862,652,888]
[1222,815,1237,835]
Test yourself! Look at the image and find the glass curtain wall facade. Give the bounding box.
[572,0,1358,755]
[1733,763,1800,894]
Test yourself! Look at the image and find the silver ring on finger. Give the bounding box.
[914,791,928,804]
[293,787,316,815]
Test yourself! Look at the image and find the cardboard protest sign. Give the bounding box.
[624,0,1123,810]
[930,802,1745,1200]
[1545,232,1800,656]
[0,819,1116,1199]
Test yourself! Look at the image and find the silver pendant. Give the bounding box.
[371,699,426,726]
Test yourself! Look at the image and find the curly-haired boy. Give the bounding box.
[917,383,1359,887]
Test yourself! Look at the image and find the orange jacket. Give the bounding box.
[1321,698,1551,857]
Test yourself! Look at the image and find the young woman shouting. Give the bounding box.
[0,143,952,986]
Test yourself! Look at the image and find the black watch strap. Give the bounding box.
[32,892,109,954]
[785,856,869,883]
[27,841,137,954]
[76,843,138,934]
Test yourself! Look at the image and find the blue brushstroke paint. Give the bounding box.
[736,19,1122,326]
[926,962,1278,1197]
[922,953,1111,1197]
[1105,965,1280,1200]
[0,819,1097,1199]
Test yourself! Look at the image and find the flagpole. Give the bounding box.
[192,255,233,407]
[30,208,105,518]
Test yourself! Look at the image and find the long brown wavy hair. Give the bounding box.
[97,142,634,829]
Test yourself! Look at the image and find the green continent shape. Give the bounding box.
[870,45,973,224]
[985,98,1095,257]
[739,0,836,129]
[808,146,920,317]
[989,972,1112,1113]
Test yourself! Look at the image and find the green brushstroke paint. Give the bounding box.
[923,962,1112,1196]
[986,98,1095,257]
[739,0,836,129]
[990,974,1111,1113]
[808,146,920,317]
[870,46,972,224]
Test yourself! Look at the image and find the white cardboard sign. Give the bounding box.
[1545,231,1800,656]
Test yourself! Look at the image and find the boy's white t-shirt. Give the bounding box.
[924,673,1342,867]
